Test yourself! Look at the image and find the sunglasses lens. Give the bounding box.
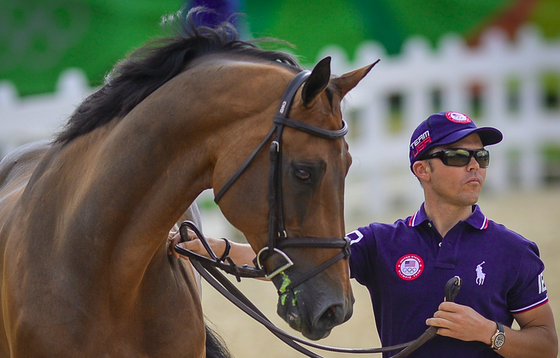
[441,149,490,167]
[475,150,490,167]
[445,149,471,166]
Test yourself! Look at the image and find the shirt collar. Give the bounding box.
[408,203,489,230]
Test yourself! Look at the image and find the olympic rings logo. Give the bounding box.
[401,266,418,275]
[396,254,424,281]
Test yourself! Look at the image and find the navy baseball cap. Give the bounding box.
[409,111,503,169]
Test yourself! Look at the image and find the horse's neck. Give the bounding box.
[25,117,212,300]
[33,61,278,299]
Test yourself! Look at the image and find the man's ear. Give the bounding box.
[413,160,431,182]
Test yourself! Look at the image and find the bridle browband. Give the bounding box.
[173,70,462,357]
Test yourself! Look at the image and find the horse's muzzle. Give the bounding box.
[274,273,354,340]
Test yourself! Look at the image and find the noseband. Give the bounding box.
[213,70,351,286]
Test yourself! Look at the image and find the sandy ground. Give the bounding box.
[200,187,560,358]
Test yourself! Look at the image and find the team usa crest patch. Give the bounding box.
[396,254,424,280]
[445,111,471,124]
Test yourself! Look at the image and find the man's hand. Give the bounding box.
[426,302,558,358]
[167,228,227,260]
[426,301,496,343]
[167,229,256,268]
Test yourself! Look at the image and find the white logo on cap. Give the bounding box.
[446,112,471,123]
[410,130,431,158]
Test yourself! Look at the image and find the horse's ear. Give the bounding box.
[301,57,332,106]
[333,59,380,99]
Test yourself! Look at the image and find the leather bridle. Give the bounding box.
[214,69,351,285]
[173,70,463,357]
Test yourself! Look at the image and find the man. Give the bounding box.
[170,111,558,357]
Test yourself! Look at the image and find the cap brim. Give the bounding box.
[476,127,503,146]
[437,127,503,147]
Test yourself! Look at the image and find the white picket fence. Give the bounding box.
[0,68,91,154]
[324,26,560,216]
[1,26,560,227]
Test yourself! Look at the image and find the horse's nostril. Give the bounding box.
[316,305,343,330]
[324,306,336,320]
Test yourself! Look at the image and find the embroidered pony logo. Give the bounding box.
[476,261,486,285]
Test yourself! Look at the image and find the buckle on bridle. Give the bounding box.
[255,247,294,280]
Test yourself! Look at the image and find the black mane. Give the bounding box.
[55,8,302,144]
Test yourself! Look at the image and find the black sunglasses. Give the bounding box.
[422,148,490,168]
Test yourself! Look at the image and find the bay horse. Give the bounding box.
[0,10,374,357]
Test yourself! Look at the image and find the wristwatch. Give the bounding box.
[490,322,505,350]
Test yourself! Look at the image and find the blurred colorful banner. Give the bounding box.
[1,0,559,96]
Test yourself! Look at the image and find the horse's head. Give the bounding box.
[212,56,375,340]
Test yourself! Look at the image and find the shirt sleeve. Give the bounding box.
[508,240,549,313]
[347,225,376,286]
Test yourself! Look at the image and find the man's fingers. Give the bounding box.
[167,231,183,258]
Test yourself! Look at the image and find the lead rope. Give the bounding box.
[388,276,462,358]
[175,222,463,357]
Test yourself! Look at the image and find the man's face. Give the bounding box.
[422,133,487,207]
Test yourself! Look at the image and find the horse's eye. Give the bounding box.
[294,169,311,182]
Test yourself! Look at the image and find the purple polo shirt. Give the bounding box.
[348,204,548,358]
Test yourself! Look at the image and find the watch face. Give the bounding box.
[494,333,505,348]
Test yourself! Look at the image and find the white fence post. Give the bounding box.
[0,68,92,157]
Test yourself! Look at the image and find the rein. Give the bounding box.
[174,70,463,357]
[175,221,463,358]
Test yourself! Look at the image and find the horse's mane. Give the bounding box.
[54,8,303,145]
